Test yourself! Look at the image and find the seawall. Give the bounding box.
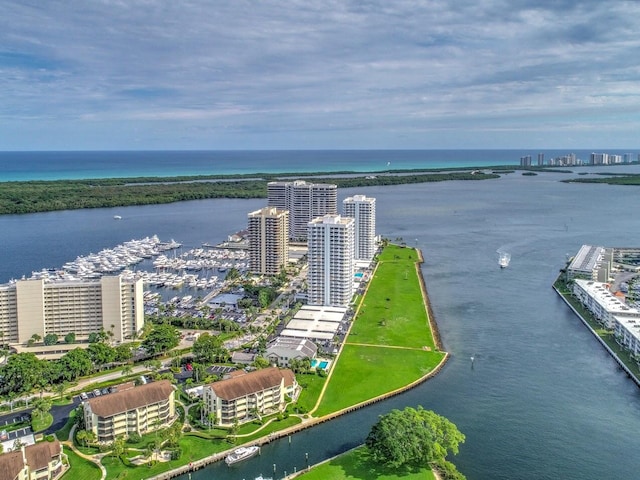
[553,285,640,388]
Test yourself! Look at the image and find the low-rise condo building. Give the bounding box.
[266,337,317,367]
[83,380,176,443]
[572,279,640,329]
[202,367,297,426]
[0,440,65,480]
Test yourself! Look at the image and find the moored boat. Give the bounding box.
[225,445,260,465]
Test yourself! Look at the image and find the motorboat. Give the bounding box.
[225,445,260,465]
[499,252,511,269]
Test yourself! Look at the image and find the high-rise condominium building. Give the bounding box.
[267,180,337,241]
[343,194,376,261]
[307,215,355,307]
[0,275,143,345]
[248,206,289,275]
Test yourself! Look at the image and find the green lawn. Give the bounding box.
[295,373,327,413]
[63,449,102,480]
[315,345,444,416]
[298,446,436,480]
[351,245,436,349]
[314,244,446,416]
[31,412,53,432]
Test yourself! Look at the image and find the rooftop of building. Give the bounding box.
[85,380,174,417]
[207,366,295,400]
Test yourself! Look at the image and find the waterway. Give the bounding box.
[2,167,640,479]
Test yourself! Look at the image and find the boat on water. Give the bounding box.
[113,215,122,220]
[225,445,260,465]
[255,476,273,480]
[499,252,511,268]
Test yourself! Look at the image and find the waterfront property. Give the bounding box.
[572,279,640,329]
[83,380,176,443]
[202,367,297,426]
[342,194,376,262]
[247,206,289,275]
[0,275,143,348]
[0,440,65,480]
[566,245,612,281]
[267,180,337,241]
[307,215,355,307]
[314,244,447,416]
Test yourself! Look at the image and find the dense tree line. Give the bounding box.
[0,170,501,215]
[0,342,133,398]
[562,173,640,186]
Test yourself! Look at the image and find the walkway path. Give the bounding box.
[62,424,107,480]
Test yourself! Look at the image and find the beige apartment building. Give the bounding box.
[267,180,337,241]
[248,206,289,275]
[202,367,297,426]
[0,275,143,345]
[83,380,176,443]
[0,440,65,480]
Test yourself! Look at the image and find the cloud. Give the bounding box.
[0,0,639,149]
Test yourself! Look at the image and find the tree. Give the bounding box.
[253,356,270,369]
[365,406,465,475]
[88,342,116,369]
[141,324,180,356]
[192,333,227,364]
[114,343,133,363]
[64,332,76,344]
[0,352,44,396]
[44,333,59,346]
[56,348,93,380]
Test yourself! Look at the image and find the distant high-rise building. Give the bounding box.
[343,194,376,261]
[267,180,337,241]
[520,155,532,167]
[248,207,289,275]
[537,153,545,166]
[590,152,609,165]
[307,215,355,307]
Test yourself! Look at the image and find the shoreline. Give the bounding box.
[553,283,640,387]
[147,247,449,480]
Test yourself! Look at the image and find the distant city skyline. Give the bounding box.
[1,1,639,151]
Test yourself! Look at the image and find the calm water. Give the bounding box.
[2,165,640,479]
[1,149,639,181]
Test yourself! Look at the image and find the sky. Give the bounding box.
[1,0,639,151]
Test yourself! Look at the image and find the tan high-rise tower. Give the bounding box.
[248,207,289,275]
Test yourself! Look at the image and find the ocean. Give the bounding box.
[1,149,639,181]
[2,157,640,479]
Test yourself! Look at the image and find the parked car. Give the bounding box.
[101,388,109,395]
[80,392,89,401]
[93,389,101,396]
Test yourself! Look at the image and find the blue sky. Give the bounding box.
[1,1,639,150]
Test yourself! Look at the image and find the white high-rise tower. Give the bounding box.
[247,207,289,275]
[343,194,376,261]
[307,215,355,307]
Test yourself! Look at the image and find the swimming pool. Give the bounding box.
[311,359,330,369]
[354,272,364,279]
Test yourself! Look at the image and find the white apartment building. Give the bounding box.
[342,194,376,261]
[307,215,355,307]
[572,279,640,329]
[0,275,143,345]
[267,180,337,241]
[248,207,289,275]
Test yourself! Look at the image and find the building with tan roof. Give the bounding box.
[202,367,297,426]
[0,440,65,480]
[83,380,176,443]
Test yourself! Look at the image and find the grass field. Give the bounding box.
[314,244,446,416]
[64,449,102,480]
[297,446,436,480]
